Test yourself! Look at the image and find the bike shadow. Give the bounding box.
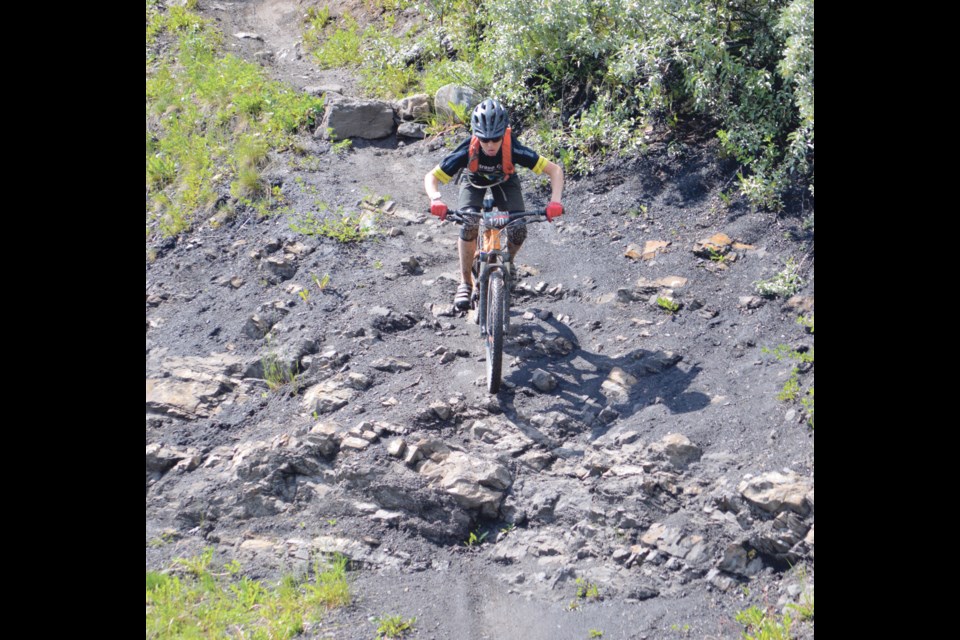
[499,313,710,440]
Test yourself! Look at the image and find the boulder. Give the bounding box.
[434,84,480,122]
[319,98,395,140]
[396,94,431,121]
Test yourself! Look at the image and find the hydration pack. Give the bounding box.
[467,127,514,175]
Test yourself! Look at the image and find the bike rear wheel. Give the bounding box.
[486,271,506,393]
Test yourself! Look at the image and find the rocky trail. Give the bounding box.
[146,2,815,638]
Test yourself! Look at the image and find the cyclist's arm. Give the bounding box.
[543,161,565,203]
[424,171,443,202]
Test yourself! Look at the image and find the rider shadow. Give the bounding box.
[499,313,711,441]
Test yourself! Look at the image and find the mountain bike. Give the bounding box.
[444,196,548,393]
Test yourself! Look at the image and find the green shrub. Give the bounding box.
[146,549,350,639]
[376,614,416,639]
[763,314,814,427]
[146,2,323,237]
[754,258,804,298]
[736,605,793,640]
[289,207,377,243]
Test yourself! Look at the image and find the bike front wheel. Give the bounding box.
[486,271,506,393]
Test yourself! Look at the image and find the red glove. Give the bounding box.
[430,201,448,221]
[546,201,564,221]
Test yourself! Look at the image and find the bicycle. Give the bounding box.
[439,195,548,393]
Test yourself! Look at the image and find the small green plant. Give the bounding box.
[373,259,383,270]
[448,101,470,125]
[735,605,793,640]
[575,577,601,601]
[375,614,416,639]
[706,247,730,264]
[326,518,337,527]
[670,623,691,636]
[786,565,814,621]
[498,524,516,539]
[657,296,680,314]
[754,258,804,298]
[147,549,350,639]
[463,528,488,548]
[313,273,332,291]
[589,630,604,638]
[762,314,814,427]
[147,530,177,548]
[291,208,374,243]
[262,352,300,392]
[298,288,311,303]
[327,129,353,155]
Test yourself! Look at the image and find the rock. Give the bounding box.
[430,303,455,318]
[636,351,682,375]
[145,444,185,474]
[656,276,688,288]
[739,296,765,309]
[616,288,639,303]
[531,369,558,392]
[750,511,809,562]
[320,98,395,140]
[784,295,815,314]
[265,256,297,281]
[396,93,431,121]
[301,375,357,414]
[626,240,670,260]
[369,306,417,333]
[434,84,480,121]
[430,402,452,421]
[536,335,575,357]
[387,438,407,458]
[233,32,263,41]
[400,256,420,273]
[307,422,340,457]
[601,367,638,403]
[738,472,813,516]
[340,436,370,451]
[243,301,289,339]
[649,433,702,470]
[397,122,427,138]
[304,84,345,96]
[693,233,733,257]
[418,451,511,517]
[146,378,226,419]
[518,450,555,471]
[718,543,763,577]
[372,357,413,372]
[230,433,332,481]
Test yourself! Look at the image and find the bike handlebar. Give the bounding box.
[434,209,549,225]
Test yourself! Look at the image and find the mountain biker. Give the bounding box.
[423,98,565,310]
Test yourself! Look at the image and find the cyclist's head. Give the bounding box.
[471,99,509,140]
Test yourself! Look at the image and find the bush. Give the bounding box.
[321,0,815,207]
[146,2,324,237]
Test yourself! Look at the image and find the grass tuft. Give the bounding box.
[146,549,350,639]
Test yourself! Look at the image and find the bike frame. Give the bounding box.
[446,196,546,339]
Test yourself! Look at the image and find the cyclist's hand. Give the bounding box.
[546,201,564,221]
[430,201,448,221]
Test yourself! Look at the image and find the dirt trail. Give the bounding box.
[146,3,815,638]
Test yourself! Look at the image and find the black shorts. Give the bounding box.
[458,173,525,212]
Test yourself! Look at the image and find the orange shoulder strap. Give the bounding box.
[502,127,514,175]
[468,135,481,172]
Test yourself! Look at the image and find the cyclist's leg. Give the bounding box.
[456,185,484,307]
[493,176,527,258]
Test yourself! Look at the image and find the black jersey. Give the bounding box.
[431,136,548,186]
